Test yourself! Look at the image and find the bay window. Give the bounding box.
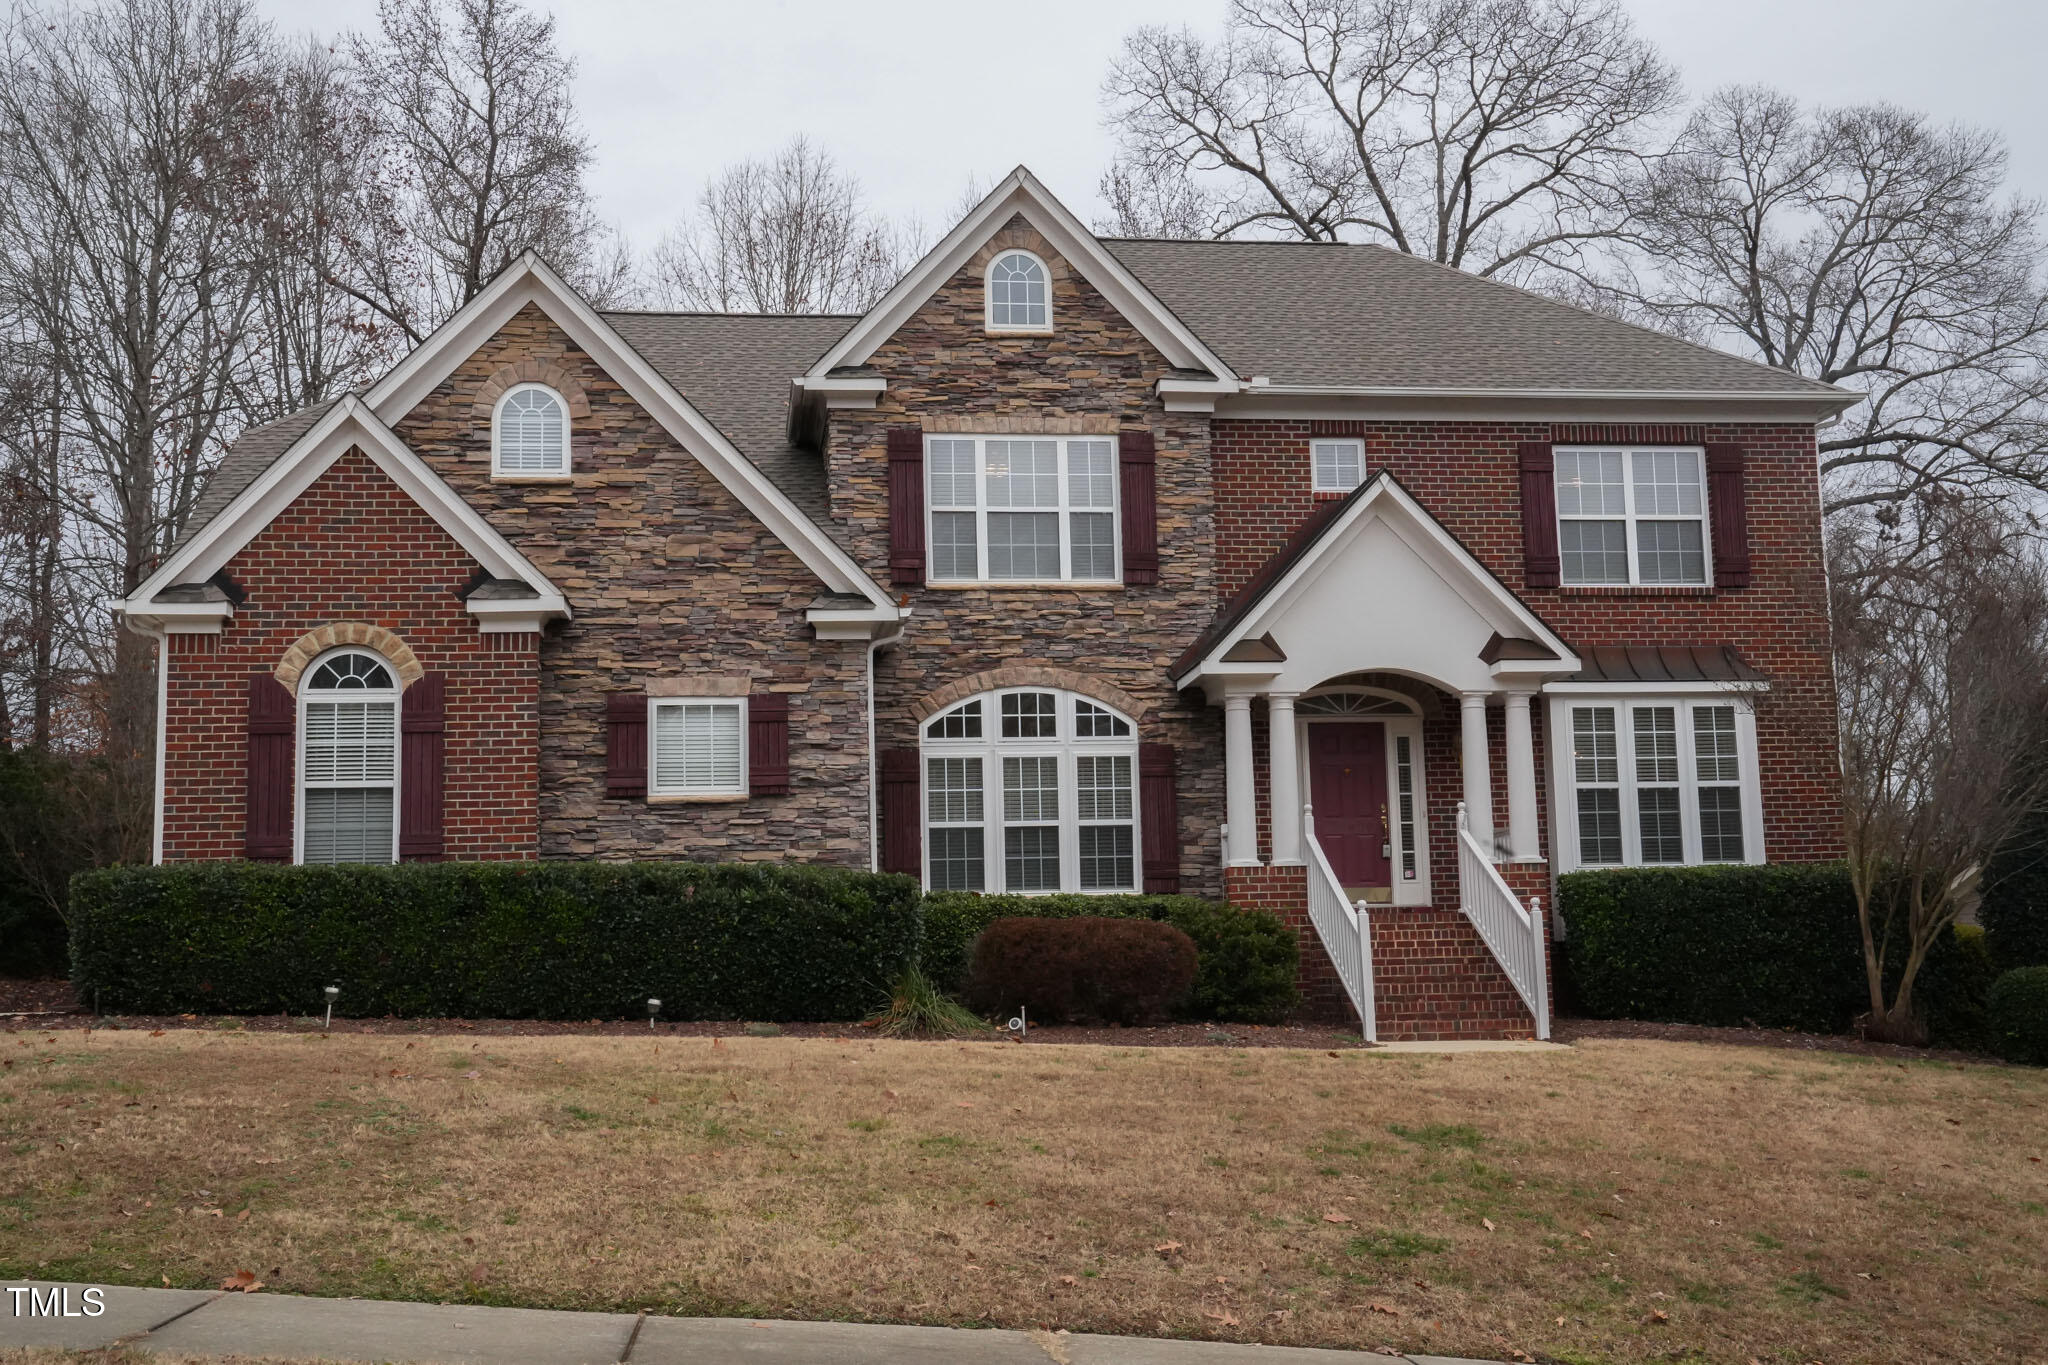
[927,435,1120,584]
[1550,695,1761,872]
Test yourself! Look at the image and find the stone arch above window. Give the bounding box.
[910,666,1146,724]
[470,359,593,423]
[274,623,425,695]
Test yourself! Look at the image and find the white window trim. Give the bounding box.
[920,688,1141,895]
[491,382,572,480]
[984,249,1053,334]
[924,433,1122,586]
[1545,692,1764,874]
[1311,437,1365,494]
[1554,444,1713,587]
[295,649,401,866]
[1292,688,1431,906]
[647,696,749,800]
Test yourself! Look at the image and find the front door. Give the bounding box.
[1307,722,1391,894]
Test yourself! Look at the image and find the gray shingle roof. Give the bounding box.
[600,311,856,521]
[169,397,342,556]
[1102,239,1845,396]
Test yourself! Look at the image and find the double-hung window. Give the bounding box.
[927,435,1119,583]
[921,688,1139,893]
[299,650,399,864]
[1554,696,1760,871]
[649,698,746,797]
[1554,446,1710,585]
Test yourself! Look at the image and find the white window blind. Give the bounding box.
[1555,447,1709,586]
[496,385,568,474]
[926,435,1120,583]
[299,650,398,866]
[650,700,745,795]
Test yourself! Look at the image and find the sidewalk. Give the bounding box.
[3,1281,1505,1365]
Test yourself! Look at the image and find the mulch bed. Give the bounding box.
[5,976,2003,1062]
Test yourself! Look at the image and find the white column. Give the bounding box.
[1459,692,1495,853]
[1224,692,1260,866]
[1503,691,1538,860]
[1268,693,1302,864]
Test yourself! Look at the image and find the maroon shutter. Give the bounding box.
[1517,442,1559,589]
[244,675,295,861]
[1119,428,1160,585]
[880,747,920,876]
[1140,742,1180,893]
[399,674,446,861]
[887,426,925,586]
[1705,444,1752,588]
[749,691,791,795]
[604,693,646,798]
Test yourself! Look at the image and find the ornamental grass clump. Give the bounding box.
[865,966,992,1038]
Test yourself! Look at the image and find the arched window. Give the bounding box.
[921,688,1137,893]
[985,250,1050,332]
[493,384,569,477]
[299,650,399,864]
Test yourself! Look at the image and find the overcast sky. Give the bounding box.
[258,0,2048,249]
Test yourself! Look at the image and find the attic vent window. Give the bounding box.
[986,250,1050,332]
[493,384,570,478]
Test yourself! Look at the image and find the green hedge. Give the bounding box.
[923,892,1299,1023]
[1559,863,1986,1041]
[1986,967,2048,1065]
[1980,827,2048,973]
[69,861,921,1021]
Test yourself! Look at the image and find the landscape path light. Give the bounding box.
[647,997,661,1031]
[323,985,339,1031]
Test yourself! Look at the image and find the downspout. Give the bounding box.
[866,614,910,872]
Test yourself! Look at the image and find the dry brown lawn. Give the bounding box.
[2,1028,2044,1364]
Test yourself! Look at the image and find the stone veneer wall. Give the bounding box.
[394,303,870,862]
[162,449,540,861]
[829,215,1227,897]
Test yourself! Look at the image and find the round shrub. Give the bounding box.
[965,916,1197,1025]
[1986,966,2048,1066]
[921,891,1297,1022]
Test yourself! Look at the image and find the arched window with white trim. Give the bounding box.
[921,688,1137,892]
[493,383,570,477]
[985,251,1050,332]
[298,650,399,864]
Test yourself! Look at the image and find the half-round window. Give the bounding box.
[985,250,1050,331]
[298,649,399,865]
[920,687,1137,893]
[493,383,569,476]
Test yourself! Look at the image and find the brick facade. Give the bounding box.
[161,449,539,862]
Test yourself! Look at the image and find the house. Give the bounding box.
[113,168,1856,1041]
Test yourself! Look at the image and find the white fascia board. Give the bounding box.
[1543,678,1771,694]
[806,166,1236,382]
[1213,386,1857,425]
[110,596,234,635]
[364,253,897,616]
[1172,476,1575,688]
[806,603,907,641]
[1158,376,1242,413]
[123,397,567,623]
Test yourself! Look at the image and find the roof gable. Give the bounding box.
[1172,472,1578,693]
[363,254,893,611]
[805,167,1235,382]
[123,396,567,630]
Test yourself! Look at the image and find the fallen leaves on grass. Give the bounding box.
[219,1270,263,1293]
[1322,1212,1352,1224]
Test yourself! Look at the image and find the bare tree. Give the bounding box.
[0,0,282,839]
[1600,88,2048,521]
[341,0,623,343]
[1098,0,1680,276]
[1831,497,2048,1044]
[644,138,919,313]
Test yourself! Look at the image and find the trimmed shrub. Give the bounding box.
[965,916,1197,1024]
[69,861,921,1021]
[1980,827,2048,972]
[1920,924,1999,1052]
[1986,966,2048,1066]
[922,891,1298,1023]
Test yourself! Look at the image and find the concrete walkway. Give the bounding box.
[4,1281,1505,1365]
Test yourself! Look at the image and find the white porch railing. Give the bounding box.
[1303,803,1377,1043]
[1455,801,1550,1039]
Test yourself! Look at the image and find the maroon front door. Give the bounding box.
[1307,723,1391,889]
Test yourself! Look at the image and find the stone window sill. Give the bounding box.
[1559,584,1716,597]
[984,325,1054,337]
[491,472,574,484]
[923,581,1126,592]
[647,793,748,805]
